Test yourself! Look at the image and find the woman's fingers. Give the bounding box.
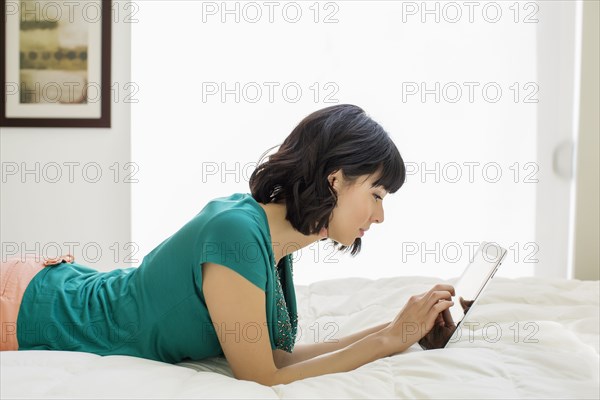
[429,284,455,296]
[434,312,444,326]
[425,290,454,310]
[432,298,454,315]
[440,307,456,329]
[417,284,455,301]
[396,285,456,341]
[424,284,454,304]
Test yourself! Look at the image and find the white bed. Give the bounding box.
[2,276,598,399]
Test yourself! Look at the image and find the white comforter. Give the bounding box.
[2,276,598,399]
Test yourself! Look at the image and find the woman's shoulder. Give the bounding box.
[195,192,264,230]
[142,193,266,260]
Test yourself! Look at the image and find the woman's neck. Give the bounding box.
[258,201,327,265]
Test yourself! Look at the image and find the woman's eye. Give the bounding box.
[373,194,382,201]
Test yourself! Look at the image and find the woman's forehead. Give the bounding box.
[357,173,384,188]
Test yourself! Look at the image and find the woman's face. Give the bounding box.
[326,171,387,246]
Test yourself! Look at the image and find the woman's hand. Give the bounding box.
[418,296,476,350]
[418,306,456,350]
[381,284,455,355]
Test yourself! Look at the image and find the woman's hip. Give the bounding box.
[0,254,74,351]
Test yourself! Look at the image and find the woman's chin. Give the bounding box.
[327,236,358,248]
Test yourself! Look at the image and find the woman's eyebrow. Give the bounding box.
[372,186,388,196]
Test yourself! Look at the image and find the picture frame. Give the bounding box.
[1,0,111,128]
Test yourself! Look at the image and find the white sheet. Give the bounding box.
[2,276,598,399]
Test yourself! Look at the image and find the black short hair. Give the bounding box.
[249,104,406,256]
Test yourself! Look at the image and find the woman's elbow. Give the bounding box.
[235,370,278,387]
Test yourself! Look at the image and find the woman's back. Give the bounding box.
[15,193,298,363]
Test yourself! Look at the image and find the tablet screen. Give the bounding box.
[447,242,506,329]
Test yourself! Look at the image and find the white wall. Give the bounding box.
[131,1,539,285]
[1,17,131,272]
[4,2,590,284]
[0,2,598,283]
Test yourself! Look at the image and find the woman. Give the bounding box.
[0,104,456,385]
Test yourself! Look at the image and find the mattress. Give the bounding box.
[1,276,598,399]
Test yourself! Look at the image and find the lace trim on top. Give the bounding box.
[273,256,297,352]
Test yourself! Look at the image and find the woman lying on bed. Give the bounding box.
[0,104,457,386]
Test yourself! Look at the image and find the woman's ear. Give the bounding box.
[328,169,342,189]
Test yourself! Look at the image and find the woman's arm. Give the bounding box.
[203,262,398,386]
[202,261,453,386]
[273,321,390,368]
[271,328,391,385]
[272,284,456,385]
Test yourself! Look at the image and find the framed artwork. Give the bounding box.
[1,0,111,128]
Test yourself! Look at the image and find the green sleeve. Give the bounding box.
[198,210,269,291]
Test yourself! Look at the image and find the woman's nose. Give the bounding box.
[372,206,384,224]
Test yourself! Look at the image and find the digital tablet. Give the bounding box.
[438,241,507,349]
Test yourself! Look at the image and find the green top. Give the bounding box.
[17,193,298,363]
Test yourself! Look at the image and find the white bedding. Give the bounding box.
[2,276,599,399]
